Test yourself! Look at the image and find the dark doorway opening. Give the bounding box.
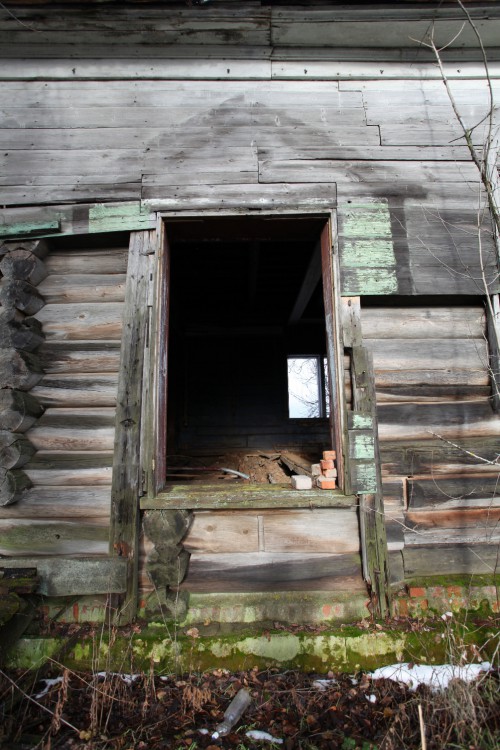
[163,215,340,486]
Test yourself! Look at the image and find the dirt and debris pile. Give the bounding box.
[1,662,499,749]
[166,451,320,485]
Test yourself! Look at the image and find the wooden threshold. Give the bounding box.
[141,483,357,510]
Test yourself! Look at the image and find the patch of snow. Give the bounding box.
[312,678,337,691]
[246,730,284,744]
[366,694,377,703]
[370,662,491,692]
[34,677,63,699]
[95,672,141,686]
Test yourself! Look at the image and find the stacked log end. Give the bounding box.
[0,239,48,506]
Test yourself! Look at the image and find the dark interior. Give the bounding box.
[166,216,332,456]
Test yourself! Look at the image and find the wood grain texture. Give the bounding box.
[0,556,127,596]
[0,486,111,518]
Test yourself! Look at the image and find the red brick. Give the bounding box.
[320,459,335,471]
[409,587,426,598]
[323,450,337,460]
[316,476,336,490]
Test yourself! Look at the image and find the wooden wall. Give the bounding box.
[0,238,127,564]
[0,73,498,299]
[0,3,499,602]
[359,303,500,580]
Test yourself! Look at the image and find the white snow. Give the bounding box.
[366,694,377,703]
[34,676,64,699]
[312,678,337,691]
[96,672,141,686]
[370,662,491,692]
[246,730,284,744]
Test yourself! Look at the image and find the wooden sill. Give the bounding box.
[140,483,357,510]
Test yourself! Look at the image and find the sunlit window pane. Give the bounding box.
[287,356,322,418]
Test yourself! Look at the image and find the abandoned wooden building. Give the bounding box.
[0,0,499,627]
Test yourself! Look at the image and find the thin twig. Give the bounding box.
[427,430,500,465]
[0,669,81,734]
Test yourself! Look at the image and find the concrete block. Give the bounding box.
[311,463,322,476]
[291,475,313,490]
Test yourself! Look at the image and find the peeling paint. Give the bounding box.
[343,240,396,268]
[88,202,153,233]
[351,433,375,460]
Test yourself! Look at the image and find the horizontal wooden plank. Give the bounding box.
[377,401,500,441]
[142,484,356,510]
[259,159,480,185]
[404,526,500,546]
[258,145,478,162]
[380,437,500,478]
[142,183,338,210]
[403,543,500,577]
[38,274,126,304]
[45,248,128,275]
[183,512,259,554]
[406,507,500,529]
[0,82,360,109]
[0,486,111,518]
[0,556,126,596]
[262,509,360,553]
[36,302,124,340]
[39,341,121,373]
[0,148,258,175]
[0,182,141,207]
[184,551,363,589]
[26,408,116,452]
[0,201,153,239]
[407,476,500,509]
[271,61,500,81]
[24,462,112,486]
[31,373,119,408]
[0,125,378,153]
[368,339,489,372]
[360,307,485,340]
[0,59,273,80]
[0,518,110,555]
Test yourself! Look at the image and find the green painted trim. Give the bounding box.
[0,219,60,238]
[342,267,398,295]
[349,413,373,430]
[351,433,375,460]
[89,202,153,233]
[342,239,396,268]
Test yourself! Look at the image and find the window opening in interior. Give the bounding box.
[287,356,330,419]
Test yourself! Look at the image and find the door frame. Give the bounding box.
[144,209,347,497]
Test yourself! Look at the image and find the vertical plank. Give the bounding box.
[109,230,155,624]
[320,217,345,490]
[154,220,170,493]
[351,345,391,617]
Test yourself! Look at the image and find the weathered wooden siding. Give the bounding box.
[140,507,365,595]
[0,73,498,299]
[0,3,499,607]
[359,304,500,579]
[0,240,127,559]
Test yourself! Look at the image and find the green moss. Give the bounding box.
[406,574,500,588]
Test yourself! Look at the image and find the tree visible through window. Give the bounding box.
[287,356,330,418]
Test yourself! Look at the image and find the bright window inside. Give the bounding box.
[287,356,330,418]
